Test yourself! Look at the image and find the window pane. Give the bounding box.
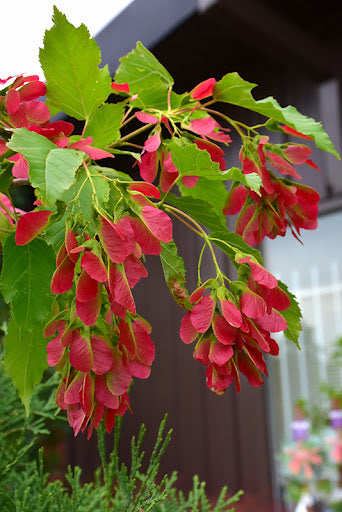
[264,211,342,443]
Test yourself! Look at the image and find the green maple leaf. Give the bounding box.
[115,41,174,109]
[40,7,111,120]
[160,240,190,309]
[214,72,339,158]
[1,235,55,413]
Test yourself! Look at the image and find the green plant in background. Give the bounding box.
[0,350,242,512]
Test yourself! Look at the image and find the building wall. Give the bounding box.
[68,2,342,510]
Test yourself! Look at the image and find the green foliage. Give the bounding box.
[0,350,64,492]
[1,235,55,412]
[39,7,111,120]
[61,165,110,224]
[115,41,174,109]
[277,281,302,348]
[44,148,84,204]
[0,162,14,195]
[170,141,262,193]
[84,103,125,148]
[170,140,221,177]
[214,72,339,158]
[8,129,84,206]
[160,240,190,308]
[0,360,241,512]
[178,177,228,220]
[166,194,227,232]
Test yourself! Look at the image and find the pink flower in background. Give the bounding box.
[285,443,323,478]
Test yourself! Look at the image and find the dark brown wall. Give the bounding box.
[67,3,342,511]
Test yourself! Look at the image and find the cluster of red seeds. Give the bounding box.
[180,255,290,393]
[224,135,321,244]
[37,204,173,437]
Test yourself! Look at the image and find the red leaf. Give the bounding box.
[132,321,155,366]
[254,283,291,311]
[69,332,93,372]
[160,154,179,192]
[236,255,278,289]
[190,78,216,100]
[256,309,287,332]
[15,210,52,245]
[94,375,120,409]
[138,150,159,182]
[69,136,114,160]
[8,153,29,179]
[129,182,161,199]
[180,311,198,344]
[65,229,79,263]
[220,299,242,327]
[55,379,67,409]
[56,243,68,267]
[240,291,266,319]
[245,321,271,352]
[23,101,50,124]
[190,117,216,135]
[189,286,205,304]
[100,215,135,263]
[81,250,108,282]
[64,373,83,404]
[237,352,264,386]
[80,373,94,416]
[281,125,313,140]
[223,184,248,216]
[284,144,312,164]
[76,270,99,302]
[209,341,234,366]
[50,256,75,294]
[140,205,173,243]
[136,111,159,124]
[19,80,46,101]
[76,285,102,326]
[119,318,136,356]
[144,133,161,153]
[109,298,127,319]
[67,404,86,436]
[111,82,130,93]
[190,294,215,333]
[129,217,162,255]
[124,253,148,288]
[243,344,267,373]
[106,354,132,395]
[193,338,210,365]
[195,138,226,171]
[91,336,114,375]
[5,88,20,114]
[181,175,199,188]
[91,401,104,429]
[108,263,136,314]
[47,332,65,367]
[104,407,116,433]
[212,314,237,345]
[206,364,234,394]
[127,359,151,379]
[267,152,302,180]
